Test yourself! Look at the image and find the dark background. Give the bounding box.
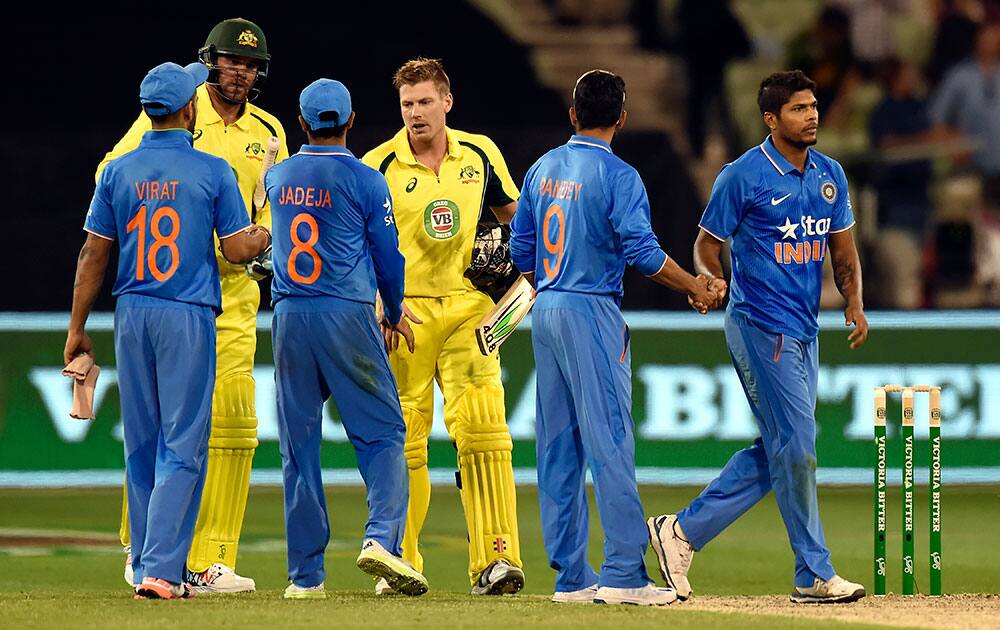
[6,3,702,312]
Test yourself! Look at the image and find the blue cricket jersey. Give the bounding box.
[510,135,667,299]
[266,144,405,324]
[84,129,251,313]
[699,136,855,340]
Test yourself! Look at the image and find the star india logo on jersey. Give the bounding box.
[773,214,831,265]
[424,199,461,239]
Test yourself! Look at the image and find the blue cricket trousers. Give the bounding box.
[273,297,408,588]
[677,309,836,587]
[532,290,651,591]
[116,294,215,585]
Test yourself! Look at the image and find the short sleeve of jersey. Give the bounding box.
[830,161,855,232]
[480,137,520,207]
[84,166,117,240]
[214,163,252,238]
[698,163,750,241]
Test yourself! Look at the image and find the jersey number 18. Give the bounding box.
[126,205,180,282]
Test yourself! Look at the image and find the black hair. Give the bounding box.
[573,70,626,130]
[757,70,817,115]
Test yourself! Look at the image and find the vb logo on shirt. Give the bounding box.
[424,199,460,239]
[773,214,831,265]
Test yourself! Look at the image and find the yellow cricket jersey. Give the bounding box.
[96,84,289,277]
[362,127,519,297]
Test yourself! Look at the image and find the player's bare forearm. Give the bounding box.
[66,234,111,363]
[693,229,725,280]
[68,235,112,334]
[829,228,869,349]
[829,229,863,307]
[522,271,535,288]
[490,201,518,225]
[221,226,271,265]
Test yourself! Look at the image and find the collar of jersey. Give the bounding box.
[568,134,613,153]
[760,135,817,175]
[392,126,461,165]
[298,144,355,157]
[140,128,194,147]
[196,84,251,130]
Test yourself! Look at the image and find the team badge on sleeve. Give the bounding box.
[821,181,837,204]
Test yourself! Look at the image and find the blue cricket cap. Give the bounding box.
[300,79,352,130]
[139,62,209,116]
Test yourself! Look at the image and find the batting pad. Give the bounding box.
[451,384,522,582]
[401,406,432,573]
[187,373,258,573]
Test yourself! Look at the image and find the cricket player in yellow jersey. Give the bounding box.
[362,58,524,595]
[96,17,288,593]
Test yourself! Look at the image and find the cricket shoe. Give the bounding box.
[123,545,133,586]
[134,577,195,600]
[284,582,327,600]
[551,584,598,603]
[594,583,677,606]
[356,539,428,596]
[471,559,525,595]
[647,514,694,600]
[790,575,866,604]
[184,563,256,593]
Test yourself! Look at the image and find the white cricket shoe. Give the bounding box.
[123,545,133,586]
[551,584,598,603]
[283,581,326,600]
[471,559,525,595]
[647,514,695,600]
[594,583,678,606]
[184,563,256,593]
[374,577,396,595]
[356,539,428,596]
[790,575,866,604]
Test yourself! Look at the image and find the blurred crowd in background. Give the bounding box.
[549,0,1000,310]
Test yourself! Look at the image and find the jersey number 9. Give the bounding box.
[288,213,322,284]
[543,203,565,279]
[126,205,180,282]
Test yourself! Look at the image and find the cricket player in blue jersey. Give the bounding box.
[647,70,869,604]
[65,61,269,600]
[510,70,723,606]
[267,79,428,600]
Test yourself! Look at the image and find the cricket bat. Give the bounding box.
[253,136,280,210]
[476,276,535,356]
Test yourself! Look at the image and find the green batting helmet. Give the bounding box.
[198,18,270,101]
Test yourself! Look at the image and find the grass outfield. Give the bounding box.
[0,485,998,628]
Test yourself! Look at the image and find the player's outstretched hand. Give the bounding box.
[380,301,423,353]
[64,331,93,366]
[845,301,869,349]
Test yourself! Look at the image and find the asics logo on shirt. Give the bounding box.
[770,193,792,206]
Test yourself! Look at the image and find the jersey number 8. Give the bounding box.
[126,205,180,282]
[288,213,322,284]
